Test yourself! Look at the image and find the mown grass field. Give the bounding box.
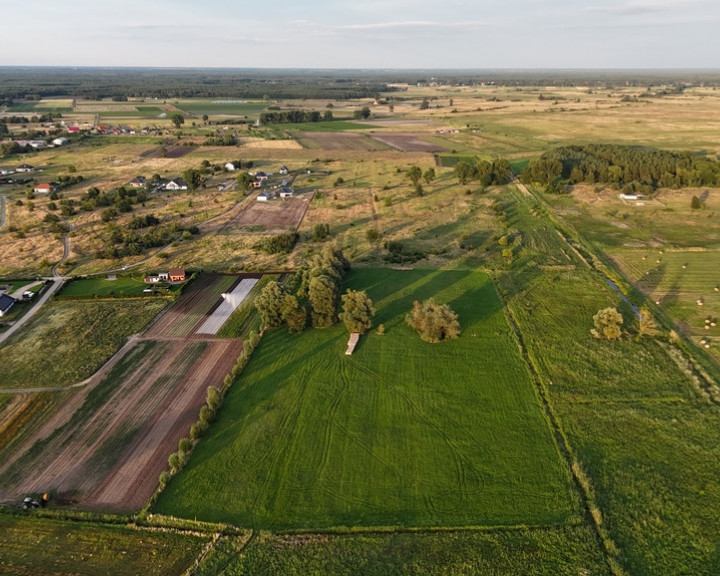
[494,185,720,575]
[193,527,609,576]
[155,268,577,530]
[58,275,157,298]
[0,299,167,389]
[0,514,207,576]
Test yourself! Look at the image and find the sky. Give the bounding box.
[2,0,719,69]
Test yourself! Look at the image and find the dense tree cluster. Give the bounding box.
[260,110,325,124]
[255,232,299,255]
[296,245,351,329]
[80,186,146,213]
[454,158,512,185]
[522,144,720,190]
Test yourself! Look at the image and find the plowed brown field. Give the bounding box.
[224,192,314,232]
[0,274,251,511]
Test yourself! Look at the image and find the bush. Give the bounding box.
[406,299,460,343]
[591,307,623,340]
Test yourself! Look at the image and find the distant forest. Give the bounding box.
[1,67,719,101]
[522,144,720,192]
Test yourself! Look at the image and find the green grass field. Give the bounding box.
[155,268,577,530]
[58,275,160,298]
[194,526,609,576]
[494,184,720,575]
[0,515,207,576]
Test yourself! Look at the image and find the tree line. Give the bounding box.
[522,144,720,191]
[259,110,333,124]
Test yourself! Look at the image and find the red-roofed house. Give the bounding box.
[168,268,186,283]
[34,183,54,194]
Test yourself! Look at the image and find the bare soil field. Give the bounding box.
[297,132,388,151]
[85,338,243,510]
[224,191,314,232]
[368,133,448,153]
[0,337,243,510]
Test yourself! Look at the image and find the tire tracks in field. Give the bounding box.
[347,358,474,505]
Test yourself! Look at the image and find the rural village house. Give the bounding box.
[165,178,188,191]
[129,176,147,188]
[279,165,289,175]
[33,183,55,194]
[52,137,69,146]
[225,162,238,171]
[16,164,35,172]
[144,268,186,284]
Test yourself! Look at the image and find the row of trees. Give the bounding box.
[259,110,333,124]
[592,306,660,340]
[522,144,720,189]
[455,158,513,186]
[254,245,352,332]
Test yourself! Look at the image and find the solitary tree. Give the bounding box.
[637,306,661,338]
[407,165,422,185]
[254,281,286,329]
[406,299,460,343]
[236,171,254,190]
[591,307,623,340]
[182,168,202,191]
[339,289,375,334]
[423,167,436,185]
[171,113,185,129]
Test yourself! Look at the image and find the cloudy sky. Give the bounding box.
[3,0,718,68]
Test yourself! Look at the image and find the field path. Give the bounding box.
[0,195,6,228]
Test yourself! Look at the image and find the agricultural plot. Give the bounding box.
[0,299,167,390]
[146,145,196,159]
[225,191,314,232]
[368,133,449,153]
[196,278,259,335]
[155,269,577,530]
[145,274,238,339]
[0,515,208,576]
[173,99,268,116]
[297,131,390,151]
[0,336,244,509]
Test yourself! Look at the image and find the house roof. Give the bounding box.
[167,178,188,187]
[34,183,52,190]
[0,293,15,312]
[168,268,186,277]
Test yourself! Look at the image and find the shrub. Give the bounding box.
[406,299,460,343]
[591,307,623,340]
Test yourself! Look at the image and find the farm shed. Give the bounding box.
[279,186,294,199]
[257,190,274,202]
[0,293,16,317]
[52,137,69,146]
[225,162,238,171]
[16,164,35,172]
[279,165,289,175]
